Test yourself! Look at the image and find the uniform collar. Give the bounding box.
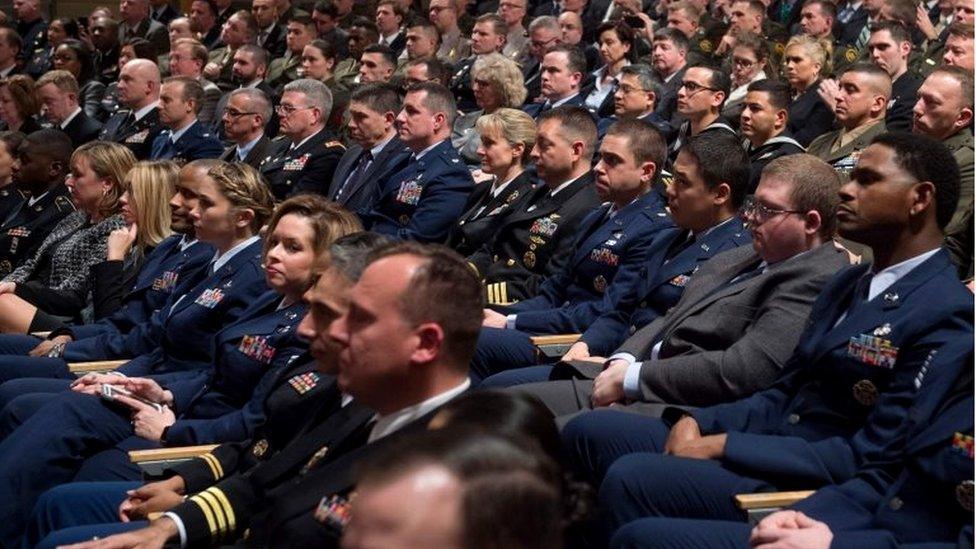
[368,379,470,443]
[867,248,941,301]
[211,235,259,274]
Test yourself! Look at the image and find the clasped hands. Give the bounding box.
[70,374,176,441]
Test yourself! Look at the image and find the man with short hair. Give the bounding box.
[358,44,397,83]
[99,58,166,159]
[523,45,590,119]
[253,0,287,57]
[668,64,736,162]
[36,70,104,147]
[12,0,46,76]
[799,0,835,38]
[716,0,786,57]
[218,88,274,169]
[943,21,974,71]
[807,64,890,177]
[189,0,221,50]
[363,82,474,242]
[575,132,972,546]
[150,76,224,162]
[913,66,974,238]
[498,0,528,61]
[267,13,316,93]
[401,19,440,70]
[469,106,602,304]
[402,57,452,87]
[865,21,920,131]
[212,44,276,136]
[651,28,690,124]
[558,11,599,70]
[450,14,507,112]
[205,10,258,92]
[334,17,380,86]
[429,0,471,64]
[168,38,223,124]
[0,29,22,79]
[740,79,805,192]
[471,119,675,381]
[375,0,407,57]
[596,63,674,141]
[118,0,170,55]
[90,16,122,84]
[328,83,412,216]
[0,130,75,278]
[312,0,349,59]
[523,16,563,103]
[259,79,345,198]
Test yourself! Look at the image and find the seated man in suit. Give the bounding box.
[258,78,345,199]
[39,241,481,548]
[807,64,889,178]
[328,83,412,218]
[470,119,675,381]
[98,59,165,160]
[468,106,602,304]
[740,79,805,193]
[362,82,474,242]
[149,77,224,163]
[218,88,274,169]
[563,133,973,542]
[35,71,104,148]
[650,28,690,126]
[503,153,851,415]
[523,45,592,119]
[597,63,675,142]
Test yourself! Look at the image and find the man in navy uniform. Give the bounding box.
[149,77,224,163]
[562,132,974,542]
[258,79,345,199]
[0,130,74,278]
[523,45,593,119]
[740,79,805,193]
[99,59,166,160]
[363,82,474,242]
[468,105,602,304]
[327,83,412,218]
[470,119,674,381]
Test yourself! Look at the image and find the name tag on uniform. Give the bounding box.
[589,248,619,266]
[125,129,149,143]
[152,271,179,291]
[283,153,310,171]
[847,334,898,369]
[396,179,423,205]
[238,335,276,364]
[194,288,225,308]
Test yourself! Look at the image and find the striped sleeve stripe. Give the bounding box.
[189,493,220,540]
[210,487,237,536]
[197,490,229,540]
[200,453,223,480]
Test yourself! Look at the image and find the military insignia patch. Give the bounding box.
[125,129,149,143]
[851,379,878,406]
[314,495,352,529]
[845,47,857,63]
[593,275,607,293]
[288,371,320,395]
[238,335,276,364]
[774,42,785,56]
[252,438,269,457]
[956,481,974,512]
[194,288,226,308]
[396,179,424,205]
[524,250,537,268]
[699,39,713,53]
[847,334,898,369]
[953,432,974,458]
[589,247,620,266]
[302,445,330,474]
[529,216,559,237]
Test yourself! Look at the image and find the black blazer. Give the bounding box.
[61,110,104,148]
[327,136,413,218]
[446,171,536,257]
[787,81,836,147]
[220,135,275,170]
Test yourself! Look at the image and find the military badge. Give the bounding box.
[953,432,974,458]
[872,323,892,337]
[524,250,537,268]
[314,495,352,529]
[774,42,785,56]
[669,274,691,287]
[302,445,330,474]
[956,481,974,512]
[252,438,269,457]
[590,247,620,266]
[529,216,559,237]
[847,334,898,369]
[852,379,878,406]
[126,129,149,144]
[288,371,321,395]
[238,335,276,364]
[593,275,607,293]
[699,39,713,53]
[283,153,311,171]
[396,179,424,205]
[845,47,857,63]
[505,190,521,204]
[152,271,179,291]
[194,288,226,308]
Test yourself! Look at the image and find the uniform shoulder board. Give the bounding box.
[55,195,76,212]
[325,140,346,150]
[699,39,713,53]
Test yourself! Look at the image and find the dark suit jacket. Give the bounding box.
[220,135,275,170]
[150,4,181,26]
[787,82,837,147]
[61,110,104,148]
[655,65,688,126]
[120,18,169,57]
[327,136,413,218]
[885,72,921,132]
[617,242,852,405]
[259,23,288,58]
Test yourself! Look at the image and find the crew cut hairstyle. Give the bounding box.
[746,78,791,111]
[538,105,598,158]
[404,81,458,127]
[350,82,402,114]
[605,118,667,173]
[679,131,750,209]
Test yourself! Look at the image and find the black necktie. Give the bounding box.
[334,150,372,202]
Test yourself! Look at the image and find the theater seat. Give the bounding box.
[734,490,816,523]
[530,334,581,359]
[67,360,127,374]
[128,444,220,477]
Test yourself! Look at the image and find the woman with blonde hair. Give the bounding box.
[0,141,136,333]
[452,53,529,166]
[782,35,834,146]
[0,75,42,134]
[447,108,537,257]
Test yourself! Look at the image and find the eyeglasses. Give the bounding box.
[275,104,313,116]
[224,108,258,118]
[530,36,558,49]
[740,197,804,225]
[617,84,648,95]
[680,80,718,94]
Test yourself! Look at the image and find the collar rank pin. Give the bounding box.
[872,323,892,337]
[883,292,899,304]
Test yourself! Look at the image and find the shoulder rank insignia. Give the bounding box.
[288,371,320,395]
[314,494,352,530]
[953,432,974,458]
[847,334,898,369]
[238,335,276,364]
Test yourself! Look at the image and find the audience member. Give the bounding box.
[149,76,223,162]
[0,75,42,134]
[35,70,104,147]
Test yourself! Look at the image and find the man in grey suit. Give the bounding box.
[219,88,274,169]
[327,83,412,218]
[508,153,854,417]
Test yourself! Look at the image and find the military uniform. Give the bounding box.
[98,106,166,160]
[449,55,479,113]
[363,139,475,242]
[266,53,303,95]
[326,137,413,218]
[447,171,537,257]
[805,121,887,180]
[206,46,237,92]
[746,133,805,193]
[0,186,27,226]
[16,17,47,78]
[258,130,346,200]
[0,186,74,278]
[332,58,360,89]
[149,120,225,164]
[469,172,602,304]
[943,128,974,237]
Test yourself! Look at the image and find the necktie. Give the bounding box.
[726,261,766,286]
[335,150,373,202]
[155,137,176,159]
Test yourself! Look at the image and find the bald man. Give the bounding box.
[806,63,890,177]
[98,58,166,159]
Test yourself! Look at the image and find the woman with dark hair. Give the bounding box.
[0,76,42,134]
[722,31,770,126]
[101,38,158,118]
[26,17,81,78]
[0,131,25,220]
[300,39,351,133]
[584,21,635,117]
[53,38,107,121]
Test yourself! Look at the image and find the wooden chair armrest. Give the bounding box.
[31,331,51,338]
[734,490,816,510]
[68,360,127,374]
[129,445,220,463]
[530,334,582,346]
